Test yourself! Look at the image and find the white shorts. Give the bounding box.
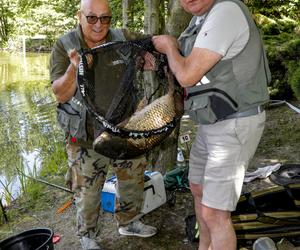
[188,111,266,211]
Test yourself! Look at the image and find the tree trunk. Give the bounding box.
[0,4,8,44]
[143,0,165,172]
[150,0,191,174]
[122,0,133,29]
[166,0,191,37]
[143,0,163,35]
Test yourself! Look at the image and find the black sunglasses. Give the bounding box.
[84,14,112,25]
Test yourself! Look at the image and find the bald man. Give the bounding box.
[50,0,156,249]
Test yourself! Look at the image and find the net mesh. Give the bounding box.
[77,37,181,139]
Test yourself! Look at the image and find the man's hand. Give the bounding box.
[68,48,80,69]
[69,49,94,70]
[152,35,179,54]
[52,48,79,103]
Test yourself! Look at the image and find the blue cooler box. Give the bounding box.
[101,171,166,214]
[101,176,118,213]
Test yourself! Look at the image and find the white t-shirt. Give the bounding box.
[194,1,250,60]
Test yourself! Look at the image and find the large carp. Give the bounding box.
[93,71,184,159]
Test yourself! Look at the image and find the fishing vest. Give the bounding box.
[179,0,271,124]
[56,26,126,142]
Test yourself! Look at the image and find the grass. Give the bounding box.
[251,101,300,169]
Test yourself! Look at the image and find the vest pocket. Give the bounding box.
[185,92,238,124]
[57,105,82,137]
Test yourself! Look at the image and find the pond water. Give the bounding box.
[0,51,64,205]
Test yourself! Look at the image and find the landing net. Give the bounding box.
[77,37,180,139]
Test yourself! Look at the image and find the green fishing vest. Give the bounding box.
[179,0,271,124]
[56,26,126,142]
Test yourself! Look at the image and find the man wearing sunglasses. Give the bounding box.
[50,0,156,249]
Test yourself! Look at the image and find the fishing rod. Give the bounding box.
[17,169,74,194]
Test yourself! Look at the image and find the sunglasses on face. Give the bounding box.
[84,14,112,25]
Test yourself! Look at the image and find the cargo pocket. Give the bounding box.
[186,95,217,124]
[57,104,82,138]
[185,91,238,124]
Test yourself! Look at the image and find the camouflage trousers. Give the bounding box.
[65,143,146,239]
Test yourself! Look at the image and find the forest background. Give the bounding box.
[0,0,300,101]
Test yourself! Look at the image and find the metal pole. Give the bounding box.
[20,172,73,194]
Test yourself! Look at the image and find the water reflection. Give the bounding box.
[0,52,49,84]
[0,52,64,204]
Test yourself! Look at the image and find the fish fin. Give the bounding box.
[135,97,149,112]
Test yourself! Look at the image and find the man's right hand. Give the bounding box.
[52,48,79,103]
[152,35,179,55]
[68,48,80,69]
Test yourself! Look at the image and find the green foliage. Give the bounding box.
[40,142,67,178]
[52,0,79,19]
[25,181,44,202]
[256,14,298,36]
[288,61,300,100]
[0,0,17,46]
[1,0,78,48]
[249,0,300,101]
[130,2,145,32]
[110,0,122,28]
[264,33,300,100]
[245,0,300,21]
[110,0,145,32]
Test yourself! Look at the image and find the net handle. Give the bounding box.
[81,40,155,56]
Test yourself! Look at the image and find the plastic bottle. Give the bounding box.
[253,237,277,250]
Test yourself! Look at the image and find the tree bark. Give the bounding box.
[143,0,163,35]
[122,0,133,29]
[165,0,192,37]
[0,4,8,44]
[150,0,191,173]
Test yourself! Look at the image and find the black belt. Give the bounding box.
[225,106,263,120]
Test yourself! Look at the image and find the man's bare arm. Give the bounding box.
[152,35,222,87]
[52,49,79,103]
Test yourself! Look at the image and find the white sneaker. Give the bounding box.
[80,236,101,250]
[118,220,157,238]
